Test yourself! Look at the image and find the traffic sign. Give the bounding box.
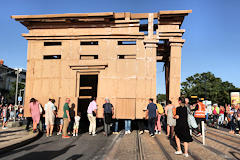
[18,96,22,102]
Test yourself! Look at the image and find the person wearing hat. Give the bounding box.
[192,99,206,136]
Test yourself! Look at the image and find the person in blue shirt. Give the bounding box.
[145,98,158,137]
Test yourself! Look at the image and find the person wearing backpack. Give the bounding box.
[155,100,164,135]
[103,97,114,136]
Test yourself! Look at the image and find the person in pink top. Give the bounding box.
[87,97,97,136]
[29,98,40,133]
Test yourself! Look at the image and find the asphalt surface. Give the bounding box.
[0,130,118,160]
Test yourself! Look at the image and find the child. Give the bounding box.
[2,105,8,129]
[73,112,81,136]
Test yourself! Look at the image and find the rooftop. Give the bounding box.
[11,10,192,29]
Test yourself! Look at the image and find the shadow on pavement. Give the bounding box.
[229,151,240,160]
[0,141,53,158]
[66,154,83,160]
[13,144,76,160]
[0,130,24,135]
[0,137,21,143]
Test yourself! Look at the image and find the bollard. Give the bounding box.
[202,121,205,145]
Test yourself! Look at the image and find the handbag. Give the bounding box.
[39,104,43,114]
[188,113,198,129]
[92,111,96,117]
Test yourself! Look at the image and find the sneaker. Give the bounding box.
[125,131,128,135]
[158,132,161,135]
[183,153,189,157]
[62,135,70,139]
[49,134,52,137]
[57,132,61,136]
[128,130,131,134]
[76,134,78,136]
[155,131,158,135]
[92,133,97,136]
[89,132,92,135]
[196,133,202,137]
[2,127,7,130]
[73,133,75,137]
[139,131,144,135]
[175,151,183,155]
[151,134,155,137]
[46,135,49,138]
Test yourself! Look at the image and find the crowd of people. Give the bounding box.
[205,103,240,135]
[0,96,24,129]
[1,94,240,157]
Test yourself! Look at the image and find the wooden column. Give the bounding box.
[165,61,170,101]
[169,42,183,106]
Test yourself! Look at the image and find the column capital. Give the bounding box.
[144,39,158,48]
[170,43,183,47]
[169,38,185,47]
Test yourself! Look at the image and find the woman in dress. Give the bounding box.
[29,98,40,133]
[174,97,193,158]
[164,100,176,139]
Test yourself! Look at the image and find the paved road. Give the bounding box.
[0,131,118,160]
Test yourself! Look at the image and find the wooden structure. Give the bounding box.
[12,10,191,119]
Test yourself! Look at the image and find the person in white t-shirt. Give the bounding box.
[73,112,81,136]
[44,99,56,137]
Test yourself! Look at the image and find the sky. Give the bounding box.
[0,0,239,94]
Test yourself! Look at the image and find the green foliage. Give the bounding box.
[181,72,238,105]
[6,81,25,104]
[157,94,166,103]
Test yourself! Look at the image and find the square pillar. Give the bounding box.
[169,42,183,106]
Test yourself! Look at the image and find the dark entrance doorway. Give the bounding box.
[78,75,98,132]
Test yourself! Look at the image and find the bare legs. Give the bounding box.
[167,125,170,136]
[33,121,38,131]
[183,142,188,154]
[175,135,189,154]
[46,125,54,136]
[59,124,63,134]
[171,126,175,139]
[175,135,181,152]
[167,125,175,138]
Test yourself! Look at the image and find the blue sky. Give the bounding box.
[1,0,239,94]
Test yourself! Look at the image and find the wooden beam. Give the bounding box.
[79,96,92,99]
[130,13,158,19]
[11,12,114,20]
[159,10,192,15]
[156,56,163,61]
[80,86,92,90]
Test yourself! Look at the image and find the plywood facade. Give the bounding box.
[12,10,191,119]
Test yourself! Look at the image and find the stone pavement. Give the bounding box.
[0,126,39,154]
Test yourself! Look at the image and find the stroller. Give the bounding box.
[207,114,219,129]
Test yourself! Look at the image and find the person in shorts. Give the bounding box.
[57,117,63,135]
[73,112,81,136]
[44,99,56,137]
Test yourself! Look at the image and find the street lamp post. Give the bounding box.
[14,69,20,122]
[19,88,24,105]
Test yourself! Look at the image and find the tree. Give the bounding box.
[157,94,166,103]
[6,81,25,104]
[181,72,238,105]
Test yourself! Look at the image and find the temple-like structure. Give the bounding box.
[12,10,191,119]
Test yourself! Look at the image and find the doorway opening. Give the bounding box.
[78,75,98,132]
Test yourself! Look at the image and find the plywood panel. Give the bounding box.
[116,98,136,119]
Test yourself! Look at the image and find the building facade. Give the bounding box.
[0,61,26,103]
[12,10,191,118]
